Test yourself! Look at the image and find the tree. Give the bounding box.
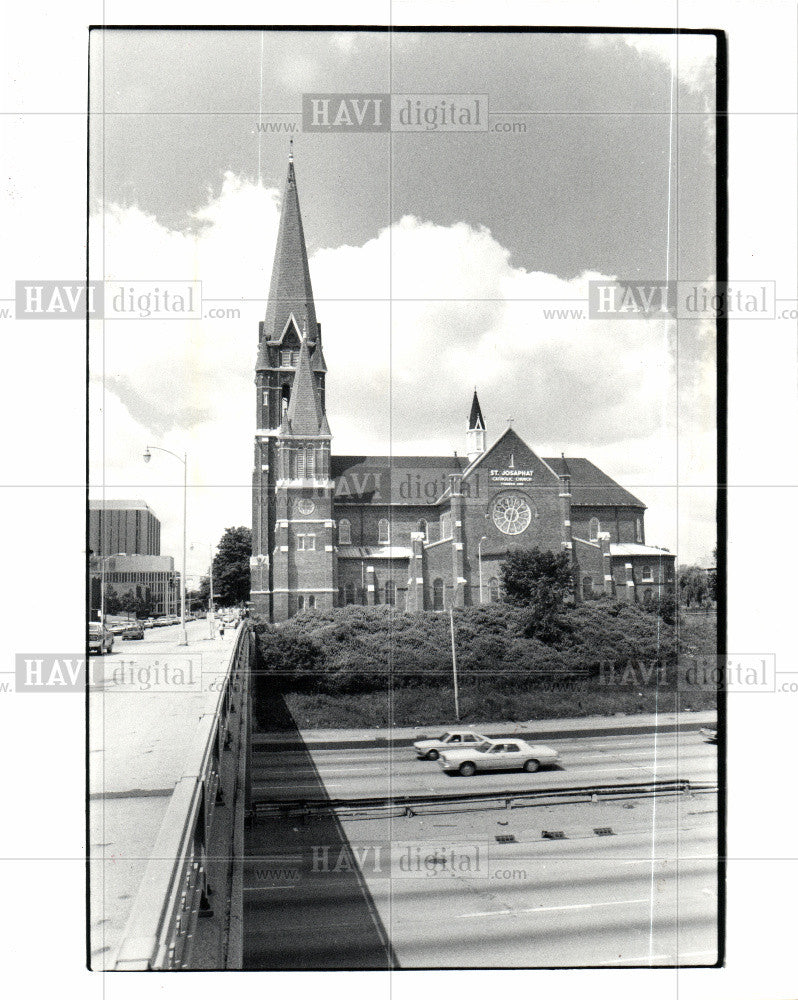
[213,526,252,606]
[500,548,573,640]
[678,565,708,607]
[104,586,121,616]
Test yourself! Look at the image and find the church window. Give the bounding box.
[281,350,293,367]
[281,384,290,411]
[643,588,653,607]
[589,517,600,542]
[636,518,643,543]
[297,534,315,551]
[338,519,351,545]
[489,577,500,603]
[642,565,653,582]
[384,579,396,606]
[306,445,315,477]
[296,448,306,477]
[492,494,532,535]
[440,513,452,540]
[378,518,390,545]
[296,595,305,612]
[307,595,316,609]
[433,578,444,611]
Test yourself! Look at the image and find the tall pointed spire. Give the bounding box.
[466,389,486,464]
[468,389,485,430]
[257,146,318,369]
[281,331,330,437]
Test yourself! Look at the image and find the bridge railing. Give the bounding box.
[113,624,252,970]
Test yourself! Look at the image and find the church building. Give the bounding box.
[250,153,676,621]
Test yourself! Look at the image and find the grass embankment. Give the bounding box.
[252,604,718,730]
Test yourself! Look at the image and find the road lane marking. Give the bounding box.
[456,896,650,919]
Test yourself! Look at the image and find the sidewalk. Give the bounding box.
[88,619,239,969]
[255,709,718,749]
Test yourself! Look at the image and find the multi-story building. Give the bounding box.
[89,499,161,558]
[89,553,181,618]
[250,153,676,621]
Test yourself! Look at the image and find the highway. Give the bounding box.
[244,722,718,968]
[251,729,718,800]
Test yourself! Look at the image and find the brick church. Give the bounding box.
[250,153,676,621]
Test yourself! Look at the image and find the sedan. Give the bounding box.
[438,738,559,776]
[122,623,145,640]
[88,622,114,655]
[413,729,490,760]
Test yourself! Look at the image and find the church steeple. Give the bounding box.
[280,331,330,438]
[257,148,319,370]
[467,389,486,463]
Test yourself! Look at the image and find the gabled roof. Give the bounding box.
[257,155,319,370]
[468,390,485,430]
[331,455,467,505]
[462,427,561,482]
[280,334,328,437]
[544,456,646,508]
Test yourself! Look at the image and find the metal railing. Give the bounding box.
[113,624,252,970]
[253,778,717,821]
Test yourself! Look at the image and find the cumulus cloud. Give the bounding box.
[89,174,716,569]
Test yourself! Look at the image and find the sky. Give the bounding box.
[88,29,719,580]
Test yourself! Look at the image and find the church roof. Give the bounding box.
[257,154,319,369]
[544,456,646,508]
[331,455,467,505]
[281,334,328,437]
[468,390,485,430]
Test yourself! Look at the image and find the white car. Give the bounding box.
[413,729,490,760]
[437,738,560,776]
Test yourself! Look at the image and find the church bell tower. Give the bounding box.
[251,148,333,620]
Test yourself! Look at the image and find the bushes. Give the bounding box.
[253,600,679,696]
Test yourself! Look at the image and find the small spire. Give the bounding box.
[288,138,294,163]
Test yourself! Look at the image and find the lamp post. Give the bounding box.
[144,445,188,646]
[478,536,488,604]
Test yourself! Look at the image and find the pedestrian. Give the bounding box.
[219,623,225,638]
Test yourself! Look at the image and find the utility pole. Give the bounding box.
[449,607,460,721]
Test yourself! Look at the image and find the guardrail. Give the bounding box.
[253,778,717,821]
[113,624,252,971]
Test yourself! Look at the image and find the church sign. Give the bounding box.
[489,467,536,488]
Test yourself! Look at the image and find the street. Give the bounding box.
[244,721,718,968]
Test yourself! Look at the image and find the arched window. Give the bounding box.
[305,445,315,478]
[582,575,593,599]
[384,579,396,606]
[338,519,351,545]
[281,384,290,411]
[297,447,306,477]
[589,517,600,542]
[489,577,500,603]
[642,564,653,581]
[433,578,444,611]
[344,582,355,605]
[378,518,390,545]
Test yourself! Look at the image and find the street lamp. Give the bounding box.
[143,445,188,646]
[478,536,488,604]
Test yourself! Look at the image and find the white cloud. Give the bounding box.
[89,175,715,568]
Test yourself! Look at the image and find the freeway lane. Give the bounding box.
[245,715,718,968]
[251,730,717,800]
[244,791,718,968]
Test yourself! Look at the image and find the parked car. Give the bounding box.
[88,622,114,655]
[437,738,559,776]
[122,623,145,640]
[413,729,490,760]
